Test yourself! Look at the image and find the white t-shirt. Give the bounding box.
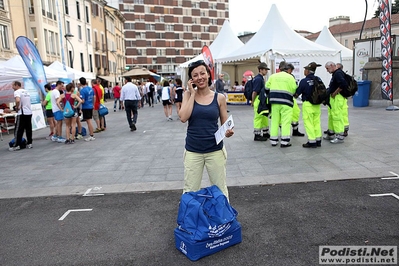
[51,89,61,112]
[14,88,32,115]
[161,86,171,100]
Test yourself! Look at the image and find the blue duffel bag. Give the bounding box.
[174,185,242,261]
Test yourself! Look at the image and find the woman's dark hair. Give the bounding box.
[175,78,182,86]
[66,83,75,92]
[188,60,212,86]
[163,80,170,87]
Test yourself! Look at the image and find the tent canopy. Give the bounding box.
[216,4,338,64]
[315,26,353,59]
[0,55,68,85]
[178,20,244,68]
[122,66,160,79]
[48,61,95,80]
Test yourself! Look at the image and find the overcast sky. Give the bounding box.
[107,0,379,35]
[229,0,378,34]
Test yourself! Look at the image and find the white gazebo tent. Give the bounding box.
[176,20,244,82]
[315,26,354,75]
[0,56,69,103]
[48,60,95,81]
[216,4,341,85]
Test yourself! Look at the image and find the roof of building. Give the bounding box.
[306,13,399,40]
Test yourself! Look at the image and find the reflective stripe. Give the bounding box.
[269,90,294,107]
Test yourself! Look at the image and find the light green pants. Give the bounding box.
[183,147,229,199]
[292,98,300,123]
[270,104,293,145]
[302,101,321,142]
[327,94,345,135]
[253,95,269,135]
[343,98,349,130]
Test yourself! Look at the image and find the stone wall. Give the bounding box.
[363,57,399,106]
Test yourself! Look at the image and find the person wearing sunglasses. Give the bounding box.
[179,60,234,199]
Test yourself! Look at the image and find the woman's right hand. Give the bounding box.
[187,79,196,95]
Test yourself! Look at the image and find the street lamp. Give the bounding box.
[64,33,74,68]
[110,50,118,85]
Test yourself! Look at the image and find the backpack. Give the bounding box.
[340,73,358,98]
[257,87,270,117]
[309,76,328,105]
[244,79,253,100]
[149,83,155,93]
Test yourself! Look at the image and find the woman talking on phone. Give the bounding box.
[179,60,234,199]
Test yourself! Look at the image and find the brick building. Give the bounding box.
[119,0,229,76]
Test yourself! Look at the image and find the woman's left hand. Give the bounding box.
[225,129,234,138]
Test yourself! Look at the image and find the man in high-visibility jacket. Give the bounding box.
[286,63,305,137]
[324,61,348,144]
[295,62,323,148]
[266,61,297,147]
[251,62,270,141]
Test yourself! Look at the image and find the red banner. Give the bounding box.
[379,0,393,100]
[201,45,215,81]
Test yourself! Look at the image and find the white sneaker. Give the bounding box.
[27,144,33,149]
[330,137,344,144]
[51,135,58,142]
[57,137,66,143]
[85,136,96,141]
[76,134,83,140]
[9,146,20,151]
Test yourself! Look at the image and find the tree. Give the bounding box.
[374,0,399,18]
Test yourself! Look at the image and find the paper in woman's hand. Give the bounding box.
[215,115,234,145]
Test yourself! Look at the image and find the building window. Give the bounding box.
[78,25,82,40]
[134,0,144,4]
[55,33,60,55]
[66,21,71,34]
[124,23,134,30]
[92,3,98,16]
[123,4,134,12]
[0,25,9,49]
[76,1,81,20]
[64,0,69,14]
[0,0,4,9]
[85,5,89,23]
[89,54,93,72]
[87,28,91,42]
[80,52,84,71]
[95,54,101,68]
[28,0,34,14]
[102,55,107,69]
[145,24,155,31]
[49,31,56,55]
[44,29,49,53]
[344,39,348,48]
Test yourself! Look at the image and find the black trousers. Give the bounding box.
[14,114,32,146]
[147,92,154,106]
[124,100,138,127]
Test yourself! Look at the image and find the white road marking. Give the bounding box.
[382,172,399,179]
[370,193,399,201]
[83,187,104,197]
[58,209,93,221]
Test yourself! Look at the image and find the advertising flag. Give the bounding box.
[379,0,393,100]
[15,36,48,96]
[202,45,215,81]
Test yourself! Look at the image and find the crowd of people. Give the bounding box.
[250,60,350,148]
[6,61,351,201]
